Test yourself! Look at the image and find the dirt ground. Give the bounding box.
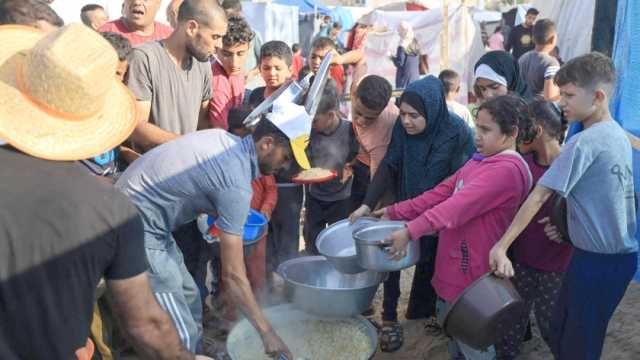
[203,266,640,359]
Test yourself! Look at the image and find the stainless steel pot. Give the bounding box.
[315,217,379,274]
[277,256,386,317]
[353,221,420,272]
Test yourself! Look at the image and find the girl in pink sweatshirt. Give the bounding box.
[375,95,534,359]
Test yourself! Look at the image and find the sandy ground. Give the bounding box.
[202,265,640,359]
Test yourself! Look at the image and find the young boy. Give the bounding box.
[438,69,474,128]
[245,41,301,276]
[490,52,638,359]
[208,16,254,130]
[80,31,136,180]
[291,43,304,80]
[304,79,359,254]
[309,37,345,94]
[518,19,561,100]
[247,40,293,108]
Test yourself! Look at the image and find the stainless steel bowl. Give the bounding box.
[353,221,421,272]
[277,256,386,317]
[315,217,379,274]
[227,304,378,360]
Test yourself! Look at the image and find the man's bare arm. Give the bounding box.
[129,100,179,152]
[107,273,194,360]
[218,230,292,358]
[495,185,554,251]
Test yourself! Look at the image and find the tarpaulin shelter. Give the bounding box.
[272,0,331,14]
[360,4,484,103]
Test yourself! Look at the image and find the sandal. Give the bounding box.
[423,316,442,335]
[379,322,404,352]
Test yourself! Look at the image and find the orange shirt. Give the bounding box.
[250,175,278,219]
[353,101,398,177]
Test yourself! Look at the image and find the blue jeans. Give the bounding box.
[550,248,637,360]
[436,298,496,360]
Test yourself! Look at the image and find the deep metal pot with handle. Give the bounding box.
[353,221,420,272]
[315,217,379,274]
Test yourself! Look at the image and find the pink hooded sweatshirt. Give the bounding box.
[387,151,533,302]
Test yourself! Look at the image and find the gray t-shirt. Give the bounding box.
[539,121,638,254]
[115,130,259,249]
[518,51,560,97]
[126,41,212,136]
[308,120,359,202]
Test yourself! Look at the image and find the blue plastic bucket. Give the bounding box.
[203,209,267,243]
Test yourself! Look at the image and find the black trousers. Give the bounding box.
[266,185,304,273]
[303,194,351,254]
[349,160,371,213]
[382,235,439,322]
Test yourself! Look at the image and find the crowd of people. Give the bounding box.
[0,1,637,360]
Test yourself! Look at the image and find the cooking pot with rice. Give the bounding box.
[226,304,378,360]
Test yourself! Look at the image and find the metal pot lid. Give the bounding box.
[353,221,406,245]
[243,79,307,128]
[315,217,379,256]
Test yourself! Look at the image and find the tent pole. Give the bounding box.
[441,0,449,70]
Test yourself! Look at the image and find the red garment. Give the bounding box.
[98,19,173,46]
[330,65,345,94]
[349,28,368,51]
[223,175,277,320]
[291,54,304,80]
[208,61,245,130]
[387,151,533,302]
[512,155,573,272]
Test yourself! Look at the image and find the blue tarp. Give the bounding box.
[272,0,330,14]
[610,0,640,281]
[330,6,355,47]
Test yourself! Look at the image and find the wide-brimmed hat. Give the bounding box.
[0,24,137,161]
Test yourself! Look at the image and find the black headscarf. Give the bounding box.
[475,50,533,100]
[384,76,459,199]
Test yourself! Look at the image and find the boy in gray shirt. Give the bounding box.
[303,80,359,254]
[518,19,561,100]
[490,53,637,359]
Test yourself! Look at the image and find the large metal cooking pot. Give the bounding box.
[353,221,420,272]
[315,217,379,274]
[443,273,526,350]
[277,256,386,317]
[227,304,378,360]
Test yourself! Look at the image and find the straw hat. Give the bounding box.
[0,24,137,161]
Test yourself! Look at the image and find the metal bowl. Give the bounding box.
[277,256,386,317]
[443,273,526,350]
[227,304,378,360]
[316,217,379,274]
[353,221,420,272]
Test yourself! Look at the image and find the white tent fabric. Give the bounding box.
[361,4,484,103]
[242,3,299,46]
[531,0,596,61]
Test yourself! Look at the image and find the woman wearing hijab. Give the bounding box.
[474,50,533,101]
[350,76,475,352]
